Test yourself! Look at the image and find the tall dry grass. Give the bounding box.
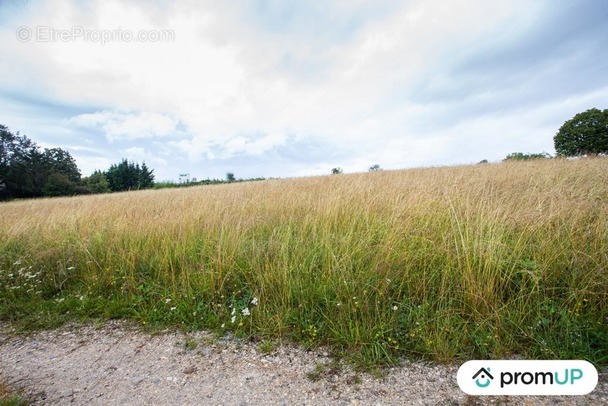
[1,157,607,366]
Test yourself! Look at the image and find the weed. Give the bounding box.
[306,360,342,382]
[182,336,198,351]
[0,379,27,406]
[257,340,275,354]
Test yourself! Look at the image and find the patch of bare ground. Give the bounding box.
[1,322,606,405]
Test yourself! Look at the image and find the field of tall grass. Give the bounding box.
[1,158,607,367]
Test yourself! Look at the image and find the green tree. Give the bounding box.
[331,167,343,175]
[139,162,155,189]
[43,172,76,196]
[0,124,15,178]
[1,125,83,198]
[83,170,111,193]
[0,127,47,198]
[369,164,381,172]
[105,159,155,192]
[226,172,236,182]
[503,152,551,161]
[43,148,81,183]
[554,108,608,156]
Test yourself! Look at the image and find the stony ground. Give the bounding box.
[1,321,606,405]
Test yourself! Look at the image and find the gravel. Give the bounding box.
[1,321,606,405]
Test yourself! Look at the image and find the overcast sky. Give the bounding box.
[1,0,607,181]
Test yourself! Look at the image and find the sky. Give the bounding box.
[1,0,607,182]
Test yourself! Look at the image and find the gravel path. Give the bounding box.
[1,322,606,405]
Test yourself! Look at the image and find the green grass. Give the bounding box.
[1,158,607,368]
[0,378,27,406]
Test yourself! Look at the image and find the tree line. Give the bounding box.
[0,124,154,200]
[501,107,607,162]
[2,107,606,198]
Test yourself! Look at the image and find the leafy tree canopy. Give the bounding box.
[503,152,551,161]
[83,170,111,194]
[43,172,76,197]
[1,125,158,199]
[0,125,81,198]
[554,108,608,156]
[104,159,155,192]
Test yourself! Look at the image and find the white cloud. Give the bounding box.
[224,133,287,156]
[1,0,607,180]
[121,146,146,161]
[69,111,178,141]
[119,146,169,179]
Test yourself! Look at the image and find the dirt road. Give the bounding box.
[1,322,606,405]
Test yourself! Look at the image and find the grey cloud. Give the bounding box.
[408,1,608,132]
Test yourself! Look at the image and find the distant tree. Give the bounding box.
[17,146,47,197]
[0,180,8,200]
[83,170,111,193]
[0,124,14,178]
[104,159,155,192]
[0,126,81,198]
[503,152,551,161]
[369,164,381,172]
[1,125,40,197]
[105,160,129,191]
[226,172,236,182]
[554,108,608,156]
[331,167,343,175]
[139,162,155,189]
[43,172,75,197]
[42,148,81,184]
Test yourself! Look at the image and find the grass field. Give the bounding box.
[1,158,607,367]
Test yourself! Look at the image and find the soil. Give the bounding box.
[1,321,606,405]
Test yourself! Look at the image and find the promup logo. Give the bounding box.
[458,360,598,396]
[472,367,494,388]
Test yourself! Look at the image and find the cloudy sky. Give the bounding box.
[1,0,607,181]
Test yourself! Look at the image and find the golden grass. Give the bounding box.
[1,157,607,365]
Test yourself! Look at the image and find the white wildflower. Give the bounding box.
[67,266,75,271]
[231,315,236,324]
[241,308,250,316]
[170,307,176,311]
[392,306,399,311]
[251,297,259,306]
[231,307,236,316]
[165,298,171,304]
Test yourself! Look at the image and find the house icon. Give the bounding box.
[472,367,494,388]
